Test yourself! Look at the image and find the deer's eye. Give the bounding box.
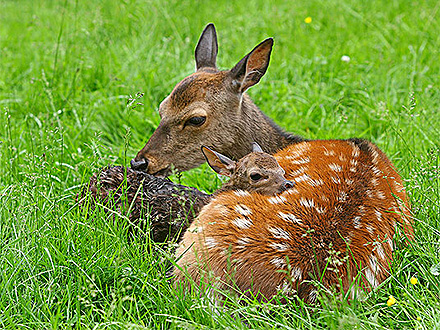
[250,173,262,181]
[186,116,206,127]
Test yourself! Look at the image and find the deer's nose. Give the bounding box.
[130,157,149,171]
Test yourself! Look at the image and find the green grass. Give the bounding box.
[1,0,440,328]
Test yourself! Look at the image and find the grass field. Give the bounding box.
[1,0,440,328]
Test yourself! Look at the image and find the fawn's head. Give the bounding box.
[131,24,273,176]
[202,143,294,195]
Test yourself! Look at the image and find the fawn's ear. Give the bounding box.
[195,23,218,70]
[230,38,273,93]
[201,146,235,177]
[252,142,264,153]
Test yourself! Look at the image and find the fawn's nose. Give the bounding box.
[281,180,295,191]
[130,157,149,171]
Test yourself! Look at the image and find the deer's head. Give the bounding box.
[131,24,273,176]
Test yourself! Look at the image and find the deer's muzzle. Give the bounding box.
[130,158,148,171]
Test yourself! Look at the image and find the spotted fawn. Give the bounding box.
[174,139,412,302]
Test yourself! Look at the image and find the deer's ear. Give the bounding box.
[195,23,218,70]
[201,146,235,177]
[230,38,273,93]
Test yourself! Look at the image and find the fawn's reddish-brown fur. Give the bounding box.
[174,139,412,302]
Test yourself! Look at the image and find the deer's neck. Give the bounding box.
[227,94,304,159]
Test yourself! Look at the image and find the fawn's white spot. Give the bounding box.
[350,159,358,167]
[375,210,382,221]
[299,198,315,208]
[353,216,361,229]
[329,163,343,172]
[297,143,311,152]
[364,268,378,289]
[371,149,380,164]
[372,166,381,176]
[290,167,307,176]
[352,148,360,158]
[321,195,329,202]
[270,257,286,268]
[269,195,287,204]
[345,178,354,185]
[235,204,252,216]
[366,225,374,234]
[270,242,290,252]
[324,149,336,156]
[291,157,310,165]
[269,227,291,240]
[212,204,229,216]
[371,177,378,186]
[393,181,402,193]
[286,145,309,159]
[339,154,347,162]
[291,266,303,281]
[279,281,293,294]
[309,290,318,303]
[309,178,324,186]
[349,167,357,173]
[293,174,312,183]
[205,237,217,248]
[234,190,251,197]
[369,256,380,274]
[387,238,393,250]
[331,176,341,184]
[315,206,326,214]
[237,237,251,247]
[376,243,386,260]
[366,189,374,198]
[232,217,252,229]
[278,212,302,224]
[283,187,299,195]
[285,152,304,160]
[376,190,386,199]
[338,191,348,202]
[359,205,366,215]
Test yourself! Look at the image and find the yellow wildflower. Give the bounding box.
[304,17,312,24]
[417,316,421,321]
[410,277,418,285]
[387,295,396,306]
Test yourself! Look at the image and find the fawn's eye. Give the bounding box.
[250,173,262,181]
[186,116,206,127]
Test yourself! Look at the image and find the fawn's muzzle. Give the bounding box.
[280,180,295,192]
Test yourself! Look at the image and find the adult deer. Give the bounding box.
[131,24,413,302]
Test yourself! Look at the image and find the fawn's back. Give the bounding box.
[174,139,412,302]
